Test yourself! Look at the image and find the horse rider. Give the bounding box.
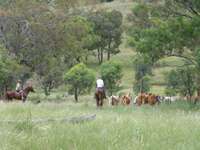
[16,80,24,100]
[96,76,106,99]
[16,80,23,92]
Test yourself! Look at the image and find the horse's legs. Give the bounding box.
[95,94,100,107]
[96,98,99,107]
[95,92,104,107]
[100,94,103,106]
[100,99,103,106]
[22,98,26,103]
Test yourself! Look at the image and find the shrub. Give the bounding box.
[64,63,95,102]
[100,61,122,96]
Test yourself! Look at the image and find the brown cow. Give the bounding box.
[135,92,148,106]
[147,93,158,105]
[121,93,131,105]
[136,93,159,106]
[187,96,200,104]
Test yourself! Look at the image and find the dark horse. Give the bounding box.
[95,88,105,107]
[5,86,35,102]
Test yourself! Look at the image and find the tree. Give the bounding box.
[133,76,150,94]
[100,61,122,96]
[0,44,28,96]
[88,10,123,64]
[63,16,98,65]
[36,57,64,96]
[64,63,95,102]
[128,1,200,97]
[165,70,179,96]
[133,55,152,93]
[166,67,196,98]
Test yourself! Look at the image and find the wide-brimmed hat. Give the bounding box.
[17,80,22,83]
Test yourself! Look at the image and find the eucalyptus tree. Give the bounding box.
[128,0,200,96]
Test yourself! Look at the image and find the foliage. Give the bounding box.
[0,1,99,95]
[88,10,123,63]
[37,58,64,96]
[0,0,123,96]
[133,54,152,93]
[0,44,30,95]
[63,16,98,65]
[133,76,150,94]
[100,61,122,95]
[128,1,200,97]
[166,67,196,97]
[64,63,95,102]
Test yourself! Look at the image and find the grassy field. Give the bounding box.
[1,101,200,150]
[0,1,195,150]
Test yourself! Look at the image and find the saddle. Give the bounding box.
[16,90,24,97]
[95,87,106,99]
[96,87,104,93]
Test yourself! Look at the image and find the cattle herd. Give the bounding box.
[108,92,184,106]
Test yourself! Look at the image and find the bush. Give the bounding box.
[100,61,122,96]
[64,63,95,102]
[166,67,196,97]
[133,75,150,94]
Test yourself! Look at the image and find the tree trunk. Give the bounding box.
[4,85,8,98]
[44,86,50,96]
[74,88,78,102]
[107,51,111,60]
[76,57,81,63]
[107,42,111,60]
[197,89,200,96]
[194,72,200,97]
[100,48,103,64]
[85,55,88,63]
[97,49,101,64]
[140,79,144,93]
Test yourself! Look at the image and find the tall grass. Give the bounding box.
[1,101,200,150]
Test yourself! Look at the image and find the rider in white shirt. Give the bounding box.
[96,77,106,99]
[96,79,104,88]
[16,80,23,92]
[16,80,24,100]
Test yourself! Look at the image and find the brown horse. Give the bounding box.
[95,88,105,107]
[5,86,35,102]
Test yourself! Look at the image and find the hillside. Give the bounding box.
[85,0,185,96]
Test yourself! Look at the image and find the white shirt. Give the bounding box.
[16,83,22,91]
[96,79,104,88]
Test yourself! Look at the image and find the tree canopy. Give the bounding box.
[128,0,200,97]
[64,63,95,102]
[100,61,122,96]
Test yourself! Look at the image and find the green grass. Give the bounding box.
[1,101,200,150]
[0,1,197,149]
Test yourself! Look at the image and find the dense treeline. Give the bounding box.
[0,0,122,96]
[128,0,200,99]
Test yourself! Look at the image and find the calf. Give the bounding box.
[109,96,120,106]
[121,93,131,105]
